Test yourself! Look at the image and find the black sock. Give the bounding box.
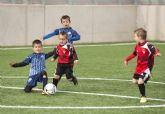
[43,77,48,89]
[138,84,145,97]
[71,76,78,85]
[53,78,59,87]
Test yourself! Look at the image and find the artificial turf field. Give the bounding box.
[0,42,165,114]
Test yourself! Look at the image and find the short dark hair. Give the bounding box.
[59,31,68,39]
[134,28,147,40]
[61,15,71,23]
[32,39,42,47]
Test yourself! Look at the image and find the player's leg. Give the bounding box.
[53,63,63,87]
[40,71,48,90]
[24,76,36,93]
[65,64,78,85]
[138,74,147,103]
[132,78,138,84]
[138,76,145,96]
[138,77,147,103]
[53,75,61,87]
[144,67,152,83]
[24,85,33,93]
[132,74,138,84]
[133,74,146,103]
[138,69,151,98]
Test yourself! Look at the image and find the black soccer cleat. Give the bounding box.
[72,76,78,85]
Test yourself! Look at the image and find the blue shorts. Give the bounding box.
[26,71,47,87]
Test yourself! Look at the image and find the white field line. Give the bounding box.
[0,42,165,50]
[0,85,165,102]
[0,104,165,109]
[1,76,165,85]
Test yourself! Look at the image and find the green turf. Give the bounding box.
[0,43,165,114]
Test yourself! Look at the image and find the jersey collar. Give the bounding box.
[138,41,147,46]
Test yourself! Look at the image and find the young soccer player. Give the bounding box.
[51,31,79,87]
[10,40,55,93]
[124,28,161,103]
[43,15,80,44]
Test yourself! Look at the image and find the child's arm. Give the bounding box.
[68,30,80,43]
[148,44,161,56]
[45,48,57,60]
[10,62,29,67]
[73,47,79,64]
[124,47,137,65]
[10,56,31,68]
[51,52,58,62]
[43,29,59,40]
[49,47,59,62]
[155,48,161,56]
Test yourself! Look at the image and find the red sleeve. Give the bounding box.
[125,46,137,61]
[125,53,136,61]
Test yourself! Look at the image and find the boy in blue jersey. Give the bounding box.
[43,15,80,44]
[10,40,55,93]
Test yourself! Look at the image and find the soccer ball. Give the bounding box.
[44,83,56,95]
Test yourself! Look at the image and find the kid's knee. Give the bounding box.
[42,71,47,75]
[132,79,137,84]
[43,75,47,78]
[54,75,60,79]
[138,78,144,84]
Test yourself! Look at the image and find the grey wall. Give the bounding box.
[0,5,164,46]
[137,5,165,41]
[44,5,137,45]
[0,5,27,46]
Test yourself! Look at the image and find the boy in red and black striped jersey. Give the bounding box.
[51,31,78,88]
[124,28,161,103]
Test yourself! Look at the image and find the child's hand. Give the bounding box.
[124,60,128,66]
[149,74,153,79]
[9,62,15,67]
[40,35,44,40]
[74,60,79,64]
[51,58,55,62]
[156,52,161,57]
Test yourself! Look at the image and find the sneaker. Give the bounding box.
[140,96,147,103]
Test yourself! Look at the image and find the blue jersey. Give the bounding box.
[43,27,80,44]
[22,52,53,76]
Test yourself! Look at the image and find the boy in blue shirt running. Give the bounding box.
[43,15,80,44]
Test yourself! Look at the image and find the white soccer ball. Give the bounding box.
[44,83,56,95]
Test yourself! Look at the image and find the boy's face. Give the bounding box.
[33,44,42,53]
[134,33,141,43]
[58,34,68,45]
[61,19,70,28]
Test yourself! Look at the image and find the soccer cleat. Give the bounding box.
[140,96,147,103]
[72,76,78,85]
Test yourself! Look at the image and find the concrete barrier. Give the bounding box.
[0,5,164,46]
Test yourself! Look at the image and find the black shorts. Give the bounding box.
[133,73,150,83]
[55,63,74,79]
